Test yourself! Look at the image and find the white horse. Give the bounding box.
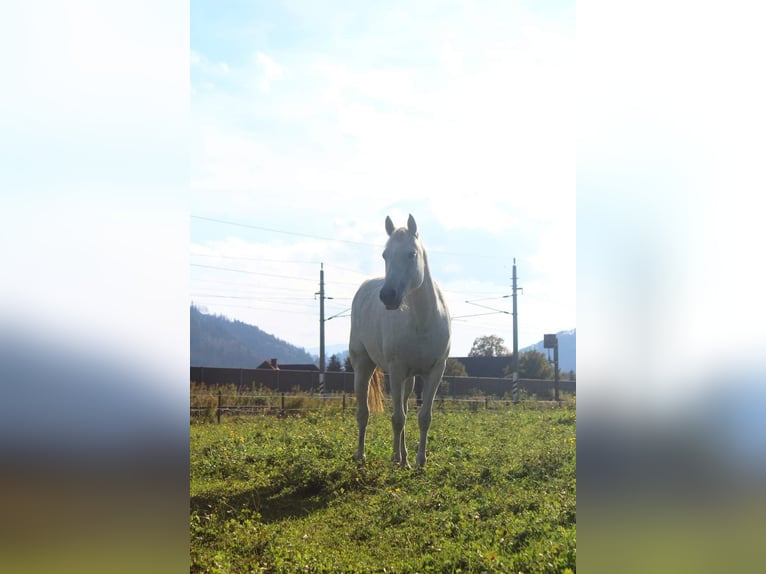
[349,214,451,467]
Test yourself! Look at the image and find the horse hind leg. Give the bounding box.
[352,353,376,462]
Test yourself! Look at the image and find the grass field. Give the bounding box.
[190,402,576,573]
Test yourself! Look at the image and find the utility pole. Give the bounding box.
[511,258,521,403]
[317,263,326,393]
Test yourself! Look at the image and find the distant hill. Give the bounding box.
[307,344,349,367]
[521,329,576,373]
[190,305,316,368]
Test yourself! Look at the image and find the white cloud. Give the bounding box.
[438,32,464,76]
[255,51,283,92]
[191,50,230,78]
[191,1,574,230]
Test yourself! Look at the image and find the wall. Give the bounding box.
[190,367,575,398]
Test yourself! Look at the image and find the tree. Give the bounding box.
[327,354,342,372]
[468,335,510,357]
[504,350,555,380]
[520,350,554,380]
[344,356,354,372]
[444,358,468,377]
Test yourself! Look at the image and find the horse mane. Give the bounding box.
[368,368,385,413]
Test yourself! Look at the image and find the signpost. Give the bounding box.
[544,333,560,402]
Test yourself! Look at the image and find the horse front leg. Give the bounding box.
[416,362,446,467]
[388,369,410,468]
[398,376,415,464]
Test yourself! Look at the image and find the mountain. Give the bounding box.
[521,329,576,373]
[307,343,349,358]
[307,344,349,366]
[190,305,316,367]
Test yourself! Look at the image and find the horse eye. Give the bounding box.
[409,251,417,259]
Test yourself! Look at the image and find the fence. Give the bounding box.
[190,366,576,421]
[190,387,574,422]
[190,366,575,397]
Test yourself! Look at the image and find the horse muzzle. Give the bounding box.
[379,286,401,310]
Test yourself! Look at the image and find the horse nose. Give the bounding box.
[380,286,396,307]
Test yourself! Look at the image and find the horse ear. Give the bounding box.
[407,214,418,237]
[385,216,395,236]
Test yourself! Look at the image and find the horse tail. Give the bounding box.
[368,368,385,413]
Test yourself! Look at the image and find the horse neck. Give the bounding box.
[407,251,439,321]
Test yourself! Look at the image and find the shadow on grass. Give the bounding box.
[190,457,401,524]
[191,479,339,523]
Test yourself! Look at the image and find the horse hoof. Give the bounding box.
[400,461,412,470]
[353,453,365,463]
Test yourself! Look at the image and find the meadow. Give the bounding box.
[190,401,576,573]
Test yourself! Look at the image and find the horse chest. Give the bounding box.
[381,317,448,367]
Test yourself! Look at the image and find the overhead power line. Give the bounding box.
[191,263,361,286]
[452,311,508,320]
[190,253,370,277]
[191,278,358,299]
[191,263,316,281]
[191,293,316,306]
[191,214,505,258]
[464,301,511,315]
[189,301,314,315]
[191,215,381,247]
[190,253,322,265]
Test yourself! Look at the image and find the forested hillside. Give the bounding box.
[190,305,315,367]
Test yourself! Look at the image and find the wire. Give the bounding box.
[465,295,511,302]
[192,263,363,287]
[191,226,523,303]
[323,262,374,276]
[452,311,507,320]
[464,301,511,314]
[191,294,316,308]
[190,254,371,279]
[191,215,381,247]
[325,307,352,321]
[191,215,510,259]
[189,301,315,315]
[192,287,319,300]
[191,277,319,294]
[191,263,317,282]
[190,253,322,265]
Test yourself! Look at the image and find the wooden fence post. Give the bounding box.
[281,392,285,416]
[217,389,222,424]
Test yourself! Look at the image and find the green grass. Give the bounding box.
[190,403,576,573]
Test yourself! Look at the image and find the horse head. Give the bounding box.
[379,214,425,310]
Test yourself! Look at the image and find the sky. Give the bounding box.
[189,0,576,357]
